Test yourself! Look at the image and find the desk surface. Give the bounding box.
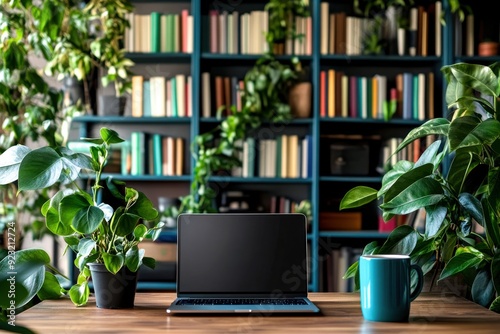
[16,292,500,333]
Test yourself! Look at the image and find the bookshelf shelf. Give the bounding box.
[126,52,192,63]
[318,231,391,239]
[209,176,313,184]
[80,174,192,182]
[73,115,191,124]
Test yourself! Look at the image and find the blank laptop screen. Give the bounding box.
[177,214,308,296]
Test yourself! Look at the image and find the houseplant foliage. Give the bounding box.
[180,1,310,213]
[0,127,162,307]
[340,62,500,313]
[0,0,134,240]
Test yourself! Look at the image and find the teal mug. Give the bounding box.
[359,254,424,322]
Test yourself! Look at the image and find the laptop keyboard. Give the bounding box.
[176,298,308,306]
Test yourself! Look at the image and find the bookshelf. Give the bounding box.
[69,0,474,292]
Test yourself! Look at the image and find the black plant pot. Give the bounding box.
[88,263,139,309]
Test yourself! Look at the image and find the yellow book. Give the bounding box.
[287,135,299,178]
[328,69,335,117]
[371,76,378,119]
[131,75,144,117]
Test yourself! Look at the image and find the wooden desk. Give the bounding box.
[16,292,500,333]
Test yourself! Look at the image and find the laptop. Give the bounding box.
[166,213,320,314]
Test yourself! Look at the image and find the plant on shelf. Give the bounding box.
[0,127,163,308]
[180,1,310,213]
[339,62,500,313]
[0,0,134,245]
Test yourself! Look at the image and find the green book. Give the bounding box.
[170,77,178,117]
[150,12,161,53]
[152,133,163,176]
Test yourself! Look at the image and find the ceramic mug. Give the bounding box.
[359,254,424,322]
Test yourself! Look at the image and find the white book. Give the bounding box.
[301,137,308,178]
[259,140,267,177]
[175,74,186,117]
[360,77,368,119]
[149,76,166,117]
[240,13,249,54]
[186,76,192,117]
[187,15,194,53]
[376,75,387,119]
[418,73,426,121]
[201,72,211,118]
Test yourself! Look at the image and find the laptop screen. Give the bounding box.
[176,213,308,296]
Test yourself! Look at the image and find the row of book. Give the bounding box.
[319,70,435,120]
[319,246,362,292]
[124,10,193,53]
[380,134,438,172]
[131,75,192,118]
[201,73,243,118]
[125,132,185,177]
[208,9,312,55]
[230,135,312,179]
[320,1,442,56]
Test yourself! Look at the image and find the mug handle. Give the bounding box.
[410,264,424,302]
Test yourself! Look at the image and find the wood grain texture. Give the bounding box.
[16,293,500,333]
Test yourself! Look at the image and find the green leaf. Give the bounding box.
[114,212,140,236]
[125,246,145,272]
[415,140,443,168]
[133,224,148,239]
[77,238,96,257]
[0,249,49,309]
[100,127,124,144]
[69,282,89,307]
[397,118,450,151]
[471,269,495,308]
[447,63,498,98]
[447,149,479,195]
[440,252,482,280]
[482,198,500,248]
[127,190,159,220]
[37,272,64,300]
[72,206,105,234]
[384,163,434,202]
[378,225,418,255]
[0,145,30,185]
[425,205,447,238]
[339,186,377,210]
[449,117,500,151]
[18,147,64,190]
[490,296,500,313]
[142,256,156,270]
[102,253,125,275]
[381,178,444,215]
[459,193,484,226]
[379,160,414,196]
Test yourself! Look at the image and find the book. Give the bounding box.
[149,76,165,117]
[131,75,144,117]
[201,72,211,118]
[175,74,186,117]
[150,12,161,52]
[320,2,329,54]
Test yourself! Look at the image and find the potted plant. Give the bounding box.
[0,127,163,308]
[339,62,500,313]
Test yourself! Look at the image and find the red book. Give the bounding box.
[320,71,326,117]
[181,9,189,53]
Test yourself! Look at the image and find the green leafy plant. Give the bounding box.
[0,127,162,306]
[0,0,134,242]
[339,62,500,313]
